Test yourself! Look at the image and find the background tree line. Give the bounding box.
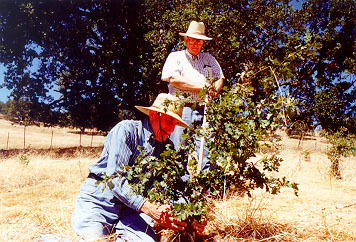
[0,0,355,135]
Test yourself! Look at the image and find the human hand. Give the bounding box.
[157,206,188,232]
[207,77,224,99]
[207,84,218,99]
[140,201,187,232]
[192,217,208,236]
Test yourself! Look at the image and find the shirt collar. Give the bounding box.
[185,49,200,61]
[143,118,154,142]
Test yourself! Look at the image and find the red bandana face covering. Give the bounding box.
[149,111,179,142]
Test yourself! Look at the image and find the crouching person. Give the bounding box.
[71,93,206,241]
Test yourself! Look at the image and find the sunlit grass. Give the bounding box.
[0,120,356,241]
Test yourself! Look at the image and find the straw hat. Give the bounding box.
[135,93,192,130]
[179,21,212,40]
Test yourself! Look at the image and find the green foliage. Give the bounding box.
[323,127,356,178]
[292,0,356,132]
[1,98,60,127]
[0,0,355,133]
[18,154,30,165]
[205,79,299,198]
[314,83,354,133]
[3,98,32,126]
[125,145,207,222]
[0,0,150,131]
[121,67,298,230]
[0,101,4,114]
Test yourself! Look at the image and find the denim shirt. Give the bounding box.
[88,118,172,211]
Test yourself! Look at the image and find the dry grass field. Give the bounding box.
[0,116,105,150]
[0,116,356,242]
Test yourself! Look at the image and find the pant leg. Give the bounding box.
[170,106,210,171]
[71,178,121,241]
[72,177,157,242]
[191,108,210,171]
[169,106,193,150]
[114,208,157,242]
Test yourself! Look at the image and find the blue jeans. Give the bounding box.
[170,106,210,171]
[71,178,156,242]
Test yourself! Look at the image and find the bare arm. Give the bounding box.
[140,201,207,236]
[168,75,225,97]
[212,77,224,95]
[168,74,205,92]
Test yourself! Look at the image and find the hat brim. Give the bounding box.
[135,106,192,130]
[179,33,212,40]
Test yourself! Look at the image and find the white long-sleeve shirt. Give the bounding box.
[161,49,224,102]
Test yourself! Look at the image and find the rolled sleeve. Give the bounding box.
[161,52,181,82]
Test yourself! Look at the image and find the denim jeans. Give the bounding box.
[170,106,210,171]
[71,177,156,242]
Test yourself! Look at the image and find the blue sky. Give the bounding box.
[0,64,10,103]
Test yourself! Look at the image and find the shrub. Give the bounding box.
[323,127,356,178]
[107,68,299,241]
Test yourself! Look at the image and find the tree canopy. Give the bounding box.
[0,0,355,133]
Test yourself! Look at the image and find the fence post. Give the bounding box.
[7,132,9,149]
[50,130,54,149]
[24,126,26,149]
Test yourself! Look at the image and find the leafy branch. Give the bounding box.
[122,69,299,226]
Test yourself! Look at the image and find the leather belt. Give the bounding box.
[185,103,205,109]
[88,172,103,181]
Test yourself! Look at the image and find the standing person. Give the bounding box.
[71,93,206,241]
[161,20,225,171]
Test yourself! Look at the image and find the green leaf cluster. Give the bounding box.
[17,154,30,165]
[323,127,356,178]
[125,143,208,222]
[124,68,299,226]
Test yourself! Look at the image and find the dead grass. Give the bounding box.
[0,121,356,241]
[0,117,105,150]
[204,197,299,242]
[0,155,92,241]
[0,146,103,160]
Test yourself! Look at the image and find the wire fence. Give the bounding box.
[1,126,106,150]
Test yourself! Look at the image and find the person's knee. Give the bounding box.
[72,214,111,241]
[115,232,156,242]
[115,212,157,242]
[74,225,110,241]
[114,227,157,242]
